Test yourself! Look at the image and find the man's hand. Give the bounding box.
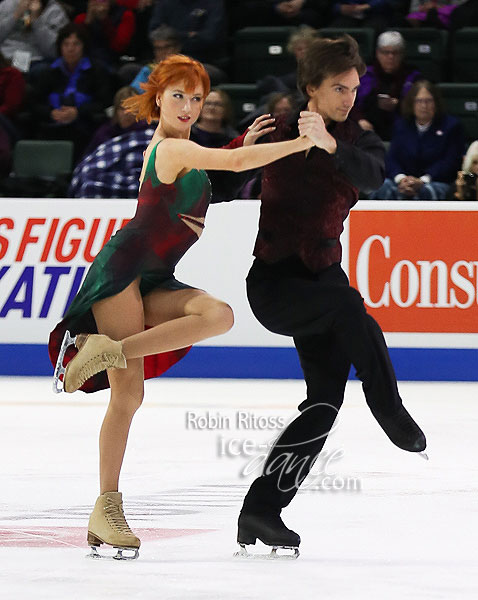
[51,106,79,124]
[298,111,337,154]
[243,114,276,146]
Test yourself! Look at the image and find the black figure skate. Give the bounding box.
[235,512,300,560]
[372,405,428,459]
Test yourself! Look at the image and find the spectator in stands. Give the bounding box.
[149,0,226,68]
[369,80,465,200]
[0,121,11,177]
[0,0,69,75]
[352,31,421,140]
[0,50,25,119]
[229,1,329,29]
[449,140,478,200]
[69,120,154,198]
[129,25,182,92]
[190,88,239,147]
[122,0,154,61]
[31,22,111,161]
[74,0,136,67]
[83,85,145,155]
[329,0,393,31]
[406,0,467,29]
[257,25,318,99]
[268,91,295,118]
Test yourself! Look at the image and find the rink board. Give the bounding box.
[0,199,477,381]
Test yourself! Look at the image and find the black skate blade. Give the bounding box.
[87,545,139,560]
[234,543,299,560]
[52,330,77,394]
[418,451,429,461]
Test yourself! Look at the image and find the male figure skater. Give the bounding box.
[236,35,426,557]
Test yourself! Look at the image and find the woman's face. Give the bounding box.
[200,91,225,124]
[376,46,403,74]
[470,157,478,175]
[61,33,84,66]
[116,105,136,129]
[157,81,205,133]
[413,87,436,124]
[272,96,293,118]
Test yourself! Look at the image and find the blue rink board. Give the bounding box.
[1,344,477,381]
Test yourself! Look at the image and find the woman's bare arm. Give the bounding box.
[155,135,312,183]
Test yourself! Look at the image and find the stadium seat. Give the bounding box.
[451,28,478,82]
[390,28,448,82]
[13,140,74,179]
[217,83,261,123]
[318,28,375,64]
[438,83,478,143]
[233,27,296,83]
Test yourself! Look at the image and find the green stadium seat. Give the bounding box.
[451,28,478,82]
[390,28,448,82]
[217,83,261,123]
[233,27,296,83]
[13,140,74,179]
[318,28,375,65]
[438,83,478,143]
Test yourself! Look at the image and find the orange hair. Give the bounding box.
[122,54,210,123]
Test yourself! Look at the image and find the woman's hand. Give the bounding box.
[243,114,276,146]
[298,111,337,154]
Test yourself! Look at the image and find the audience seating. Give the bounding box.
[451,28,478,83]
[390,28,448,82]
[438,83,478,143]
[233,27,296,83]
[13,140,74,179]
[217,83,261,123]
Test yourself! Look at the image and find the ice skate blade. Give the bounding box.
[52,330,77,394]
[234,543,299,560]
[418,451,429,461]
[87,545,139,561]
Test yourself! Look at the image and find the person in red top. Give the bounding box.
[0,51,25,174]
[0,51,25,118]
[75,0,135,67]
[234,35,427,558]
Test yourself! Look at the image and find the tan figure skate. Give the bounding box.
[87,492,140,560]
[53,331,127,393]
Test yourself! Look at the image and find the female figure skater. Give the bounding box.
[48,54,314,559]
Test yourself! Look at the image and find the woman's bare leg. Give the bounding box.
[91,284,233,492]
[92,279,145,493]
[121,288,234,359]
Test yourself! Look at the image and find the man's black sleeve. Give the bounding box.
[333,129,386,194]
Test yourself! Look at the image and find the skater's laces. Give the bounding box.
[78,352,119,387]
[104,497,134,535]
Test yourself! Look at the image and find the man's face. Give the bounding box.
[306,68,360,123]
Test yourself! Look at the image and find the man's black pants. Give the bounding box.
[241,257,403,514]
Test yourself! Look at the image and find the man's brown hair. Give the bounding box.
[297,34,366,97]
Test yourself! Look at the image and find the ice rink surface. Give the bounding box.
[1,376,477,600]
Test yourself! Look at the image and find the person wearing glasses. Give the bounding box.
[353,31,421,141]
[369,80,465,200]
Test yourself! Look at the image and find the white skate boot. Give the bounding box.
[87,492,140,560]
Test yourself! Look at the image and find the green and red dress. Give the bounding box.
[48,140,212,392]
